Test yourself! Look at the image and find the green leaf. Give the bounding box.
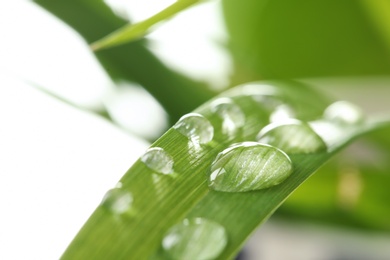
[91,0,204,51]
[60,80,390,259]
[361,0,390,53]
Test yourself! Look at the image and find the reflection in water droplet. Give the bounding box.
[270,105,295,123]
[162,218,227,260]
[211,98,245,136]
[257,119,327,154]
[141,147,174,174]
[323,101,364,125]
[209,142,293,192]
[173,113,214,145]
[101,188,133,214]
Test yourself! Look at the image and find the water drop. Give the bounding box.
[141,147,174,174]
[101,188,133,214]
[162,218,227,260]
[173,113,214,144]
[323,101,364,125]
[269,105,295,123]
[209,142,293,192]
[210,98,245,136]
[257,119,327,154]
[309,120,345,149]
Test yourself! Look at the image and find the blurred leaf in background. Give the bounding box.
[34,0,216,122]
[223,0,390,81]
[276,78,390,233]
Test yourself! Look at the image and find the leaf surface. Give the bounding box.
[61,81,390,259]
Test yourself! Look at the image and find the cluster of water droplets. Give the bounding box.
[205,84,295,193]
[206,84,365,194]
[99,82,366,259]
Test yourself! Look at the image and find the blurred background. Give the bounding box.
[0,0,390,259]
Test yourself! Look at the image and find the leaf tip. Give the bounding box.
[90,42,102,52]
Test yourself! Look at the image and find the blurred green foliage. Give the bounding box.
[34,0,215,121]
[223,0,390,81]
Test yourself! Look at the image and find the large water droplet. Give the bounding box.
[173,113,214,144]
[257,119,327,154]
[101,188,133,214]
[210,98,245,136]
[269,105,295,123]
[323,101,364,125]
[209,142,293,192]
[162,218,227,260]
[141,147,174,174]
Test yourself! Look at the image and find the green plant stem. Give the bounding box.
[91,0,204,51]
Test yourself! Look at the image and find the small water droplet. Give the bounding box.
[211,98,245,136]
[173,113,214,145]
[101,188,133,214]
[141,147,174,174]
[269,105,295,123]
[323,101,364,124]
[309,120,345,149]
[162,218,227,260]
[209,142,293,192]
[257,119,327,154]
